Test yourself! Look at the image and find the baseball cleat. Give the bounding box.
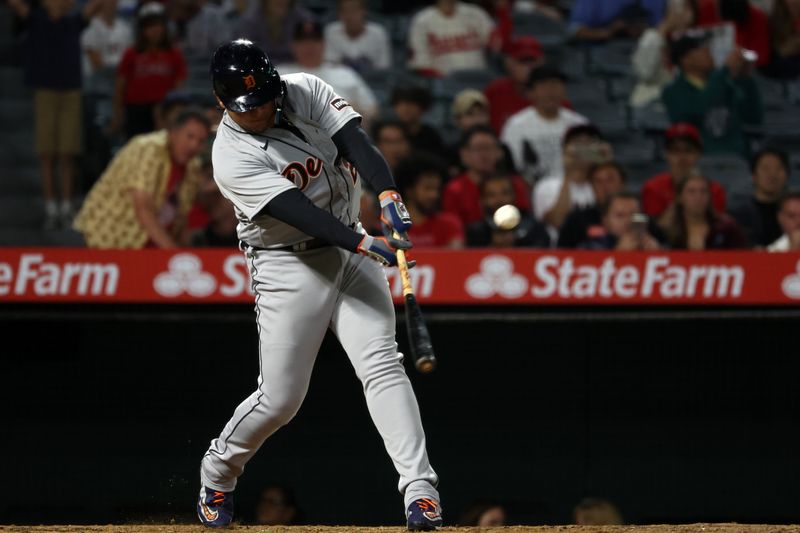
[197,486,234,527]
[406,497,443,531]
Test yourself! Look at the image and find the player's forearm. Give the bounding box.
[262,188,362,252]
[331,118,396,193]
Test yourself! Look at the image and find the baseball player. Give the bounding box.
[197,39,442,530]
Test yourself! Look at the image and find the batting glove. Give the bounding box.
[379,190,412,239]
[358,234,412,267]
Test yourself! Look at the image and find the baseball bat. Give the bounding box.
[394,232,437,374]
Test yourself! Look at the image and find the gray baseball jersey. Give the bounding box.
[212,72,363,249]
[200,72,440,515]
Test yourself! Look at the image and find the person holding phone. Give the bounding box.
[578,192,662,250]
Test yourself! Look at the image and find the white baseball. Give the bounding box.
[493,204,521,230]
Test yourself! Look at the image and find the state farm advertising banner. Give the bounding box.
[1,248,800,305]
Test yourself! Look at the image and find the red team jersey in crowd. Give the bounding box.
[641,172,728,218]
[407,212,465,247]
[118,47,188,104]
[442,173,531,226]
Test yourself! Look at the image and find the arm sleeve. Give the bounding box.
[331,117,396,193]
[261,188,363,252]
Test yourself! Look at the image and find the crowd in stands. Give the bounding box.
[3,0,800,252]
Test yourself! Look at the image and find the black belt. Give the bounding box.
[242,223,357,253]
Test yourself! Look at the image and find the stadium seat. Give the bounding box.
[0,66,26,98]
[697,154,751,194]
[565,77,607,109]
[434,69,498,97]
[581,102,629,140]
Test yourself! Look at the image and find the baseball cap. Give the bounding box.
[669,28,710,65]
[451,89,488,118]
[665,122,702,150]
[293,19,323,41]
[505,36,543,61]
[138,2,165,19]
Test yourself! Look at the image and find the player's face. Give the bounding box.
[778,199,800,234]
[753,153,788,197]
[168,119,210,165]
[666,140,701,180]
[227,100,277,133]
[590,165,625,204]
[482,179,515,214]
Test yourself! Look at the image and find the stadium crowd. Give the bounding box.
[3,0,800,252]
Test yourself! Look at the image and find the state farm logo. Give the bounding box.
[782,260,800,299]
[154,254,217,297]
[465,255,528,299]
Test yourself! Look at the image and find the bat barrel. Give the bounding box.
[415,355,437,374]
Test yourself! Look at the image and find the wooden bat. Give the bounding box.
[394,232,437,374]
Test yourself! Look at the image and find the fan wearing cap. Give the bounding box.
[500,66,588,183]
[111,2,188,138]
[662,28,763,158]
[484,36,546,133]
[278,19,378,124]
[641,122,727,219]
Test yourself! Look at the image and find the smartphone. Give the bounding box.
[741,49,759,64]
[631,213,649,237]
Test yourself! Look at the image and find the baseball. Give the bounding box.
[493,204,521,230]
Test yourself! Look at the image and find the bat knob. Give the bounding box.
[415,356,437,374]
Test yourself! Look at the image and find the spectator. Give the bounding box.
[641,122,727,219]
[81,0,134,76]
[173,0,232,59]
[372,119,411,174]
[706,0,771,68]
[466,175,550,248]
[254,485,300,525]
[408,0,495,76]
[767,192,800,251]
[458,500,507,527]
[6,0,105,229]
[732,147,791,247]
[558,161,626,247]
[187,155,237,248]
[444,125,531,226]
[568,0,666,42]
[279,20,378,123]
[236,0,313,65]
[501,66,588,183]
[391,86,445,156]
[484,36,545,132]
[324,0,391,72]
[658,172,747,249]
[396,154,465,248]
[532,124,610,236]
[372,120,411,174]
[662,29,763,158]
[73,109,211,248]
[111,2,188,138]
[765,0,800,79]
[573,498,624,525]
[579,192,662,250]
[451,89,491,132]
[630,0,696,108]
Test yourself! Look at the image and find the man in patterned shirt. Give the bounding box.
[73,109,211,248]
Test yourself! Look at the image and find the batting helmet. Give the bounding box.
[211,39,283,113]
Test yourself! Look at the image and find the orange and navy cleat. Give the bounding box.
[197,486,234,527]
[406,497,443,531]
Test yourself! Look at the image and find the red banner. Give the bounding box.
[0,248,799,305]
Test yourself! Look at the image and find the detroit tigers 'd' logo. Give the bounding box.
[282,157,323,190]
[243,74,256,89]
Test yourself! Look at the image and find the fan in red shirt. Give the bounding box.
[443,125,531,226]
[395,153,464,248]
[641,123,727,219]
[112,2,187,139]
[484,36,545,133]
[695,0,770,67]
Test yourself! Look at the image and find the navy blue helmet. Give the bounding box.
[211,39,283,113]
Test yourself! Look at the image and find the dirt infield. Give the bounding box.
[1,525,798,533]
